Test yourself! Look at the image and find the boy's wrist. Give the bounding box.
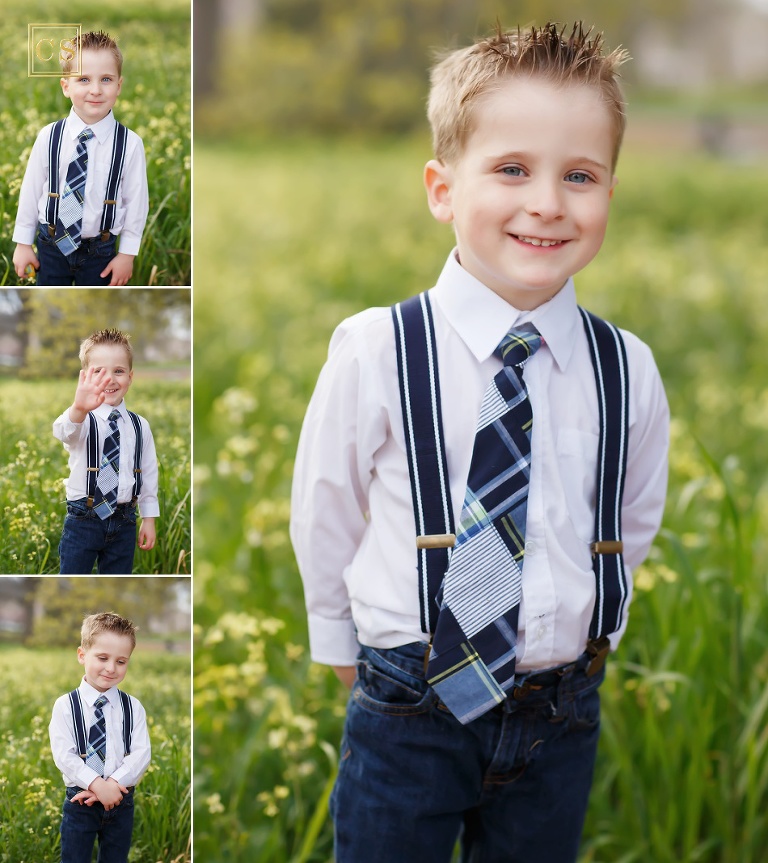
[68,404,89,424]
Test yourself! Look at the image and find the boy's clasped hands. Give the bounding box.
[71,777,130,810]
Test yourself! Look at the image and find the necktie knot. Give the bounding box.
[496,328,542,369]
[94,695,108,710]
[79,128,94,143]
[108,409,120,423]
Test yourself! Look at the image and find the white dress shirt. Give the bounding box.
[49,677,151,790]
[53,400,160,518]
[13,108,149,256]
[290,251,670,671]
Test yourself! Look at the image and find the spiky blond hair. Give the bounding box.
[79,328,133,369]
[80,612,137,651]
[428,22,629,170]
[61,30,123,76]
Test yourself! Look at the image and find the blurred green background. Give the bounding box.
[192,2,768,861]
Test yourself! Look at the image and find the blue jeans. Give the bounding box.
[59,498,137,574]
[60,786,134,863]
[331,642,604,863]
[36,223,116,286]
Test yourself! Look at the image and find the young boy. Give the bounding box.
[290,23,670,862]
[12,31,149,286]
[49,612,151,863]
[53,328,159,574]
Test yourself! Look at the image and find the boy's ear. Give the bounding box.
[424,159,454,224]
[77,646,86,665]
[60,77,71,98]
[609,175,619,199]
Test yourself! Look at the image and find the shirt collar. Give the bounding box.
[93,400,127,421]
[79,676,118,707]
[67,107,117,145]
[433,249,581,372]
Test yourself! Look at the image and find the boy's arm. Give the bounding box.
[49,695,103,792]
[621,340,670,570]
[290,315,386,670]
[108,697,151,788]
[12,126,51,248]
[111,133,149,258]
[136,418,160,520]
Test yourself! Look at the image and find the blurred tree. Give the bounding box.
[28,577,185,647]
[18,289,190,379]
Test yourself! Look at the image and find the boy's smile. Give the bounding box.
[425,77,617,310]
[87,344,133,406]
[78,632,133,692]
[60,48,122,125]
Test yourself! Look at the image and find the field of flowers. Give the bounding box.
[192,137,768,861]
[0,645,190,863]
[0,0,190,286]
[0,377,190,574]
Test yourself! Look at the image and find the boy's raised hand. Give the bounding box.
[69,367,110,423]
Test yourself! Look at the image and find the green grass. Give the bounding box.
[192,137,768,860]
[0,646,190,863]
[0,377,190,574]
[0,0,190,286]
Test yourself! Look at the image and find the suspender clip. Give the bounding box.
[47,224,56,237]
[103,199,117,205]
[100,231,111,242]
[416,534,456,550]
[585,636,611,677]
[48,192,60,198]
[590,540,623,556]
[86,495,94,508]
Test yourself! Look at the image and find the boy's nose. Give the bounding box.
[525,179,566,221]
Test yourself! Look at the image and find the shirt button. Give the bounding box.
[525,541,536,555]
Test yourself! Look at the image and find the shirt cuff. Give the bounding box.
[307,613,359,666]
[12,225,37,245]
[116,234,141,257]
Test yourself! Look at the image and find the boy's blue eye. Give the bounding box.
[566,172,590,184]
[501,166,524,177]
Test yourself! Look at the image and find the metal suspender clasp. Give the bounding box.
[416,534,456,550]
[590,540,624,556]
[585,636,611,677]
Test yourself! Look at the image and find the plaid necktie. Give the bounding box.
[427,327,542,723]
[54,127,94,255]
[92,410,121,519]
[85,695,109,777]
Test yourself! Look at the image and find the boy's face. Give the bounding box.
[85,344,133,406]
[425,77,618,310]
[60,49,122,125]
[77,632,134,692]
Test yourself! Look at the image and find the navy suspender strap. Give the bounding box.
[118,690,133,755]
[86,413,99,507]
[127,411,143,502]
[47,119,127,239]
[394,293,630,655]
[85,411,144,508]
[579,308,630,647]
[68,689,88,758]
[100,122,127,235]
[68,689,133,759]
[392,292,455,636]
[45,119,66,232]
